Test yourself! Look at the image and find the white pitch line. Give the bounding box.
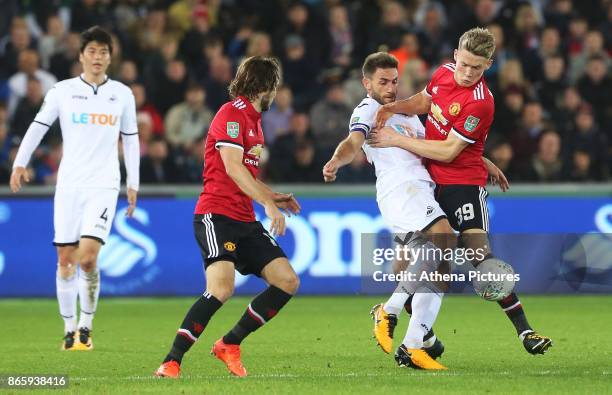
[66,370,590,382]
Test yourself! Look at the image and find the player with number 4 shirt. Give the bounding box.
[9,26,140,351]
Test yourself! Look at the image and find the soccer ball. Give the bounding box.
[472,258,516,301]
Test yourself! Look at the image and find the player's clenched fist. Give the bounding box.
[322,158,339,182]
[9,166,30,193]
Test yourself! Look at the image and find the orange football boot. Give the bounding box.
[154,361,181,378]
[211,338,247,377]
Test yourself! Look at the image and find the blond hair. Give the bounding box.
[458,27,496,59]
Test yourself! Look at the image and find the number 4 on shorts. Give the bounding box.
[100,208,109,223]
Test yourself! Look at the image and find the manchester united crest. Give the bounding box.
[449,102,461,116]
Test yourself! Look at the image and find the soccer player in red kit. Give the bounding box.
[369,28,552,355]
[155,56,301,378]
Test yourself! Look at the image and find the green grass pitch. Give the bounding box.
[0,295,610,394]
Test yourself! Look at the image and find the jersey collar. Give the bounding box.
[238,96,261,119]
[79,74,110,95]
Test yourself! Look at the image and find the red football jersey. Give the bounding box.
[195,96,264,222]
[423,63,494,186]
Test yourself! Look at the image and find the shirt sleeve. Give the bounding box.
[120,91,138,135]
[451,100,493,144]
[33,85,60,126]
[121,133,140,190]
[13,86,60,168]
[212,108,245,151]
[348,102,376,135]
[424,66,444,97]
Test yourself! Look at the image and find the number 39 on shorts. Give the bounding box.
[455,203,475,225]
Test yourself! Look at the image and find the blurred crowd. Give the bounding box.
[0,0,610,185]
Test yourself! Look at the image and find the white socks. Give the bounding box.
[402,290,443,349]
[56,265,78,334]
[383,290,410,316]
[77,267,100,330]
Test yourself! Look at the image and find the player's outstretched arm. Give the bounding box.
[220,146,286,236]
[255,179,301,216]
[375,91,432,129]
[323,132,365,182]
[482,157,509,192]
[367,126,467,163]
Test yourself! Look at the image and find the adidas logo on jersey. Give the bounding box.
[432,86,439,95]
[426,206,434,216]
[232,98,247,110]
[473,82,485,100]
[248,129,255,137]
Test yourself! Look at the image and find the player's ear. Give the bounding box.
[362,77,370,91]
[485,58,493,70]
[453,49,458,62]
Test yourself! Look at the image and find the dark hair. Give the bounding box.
[362,52,398,78]
[228,56,282,101]
[588,53,606,63]
[80,26,113,55]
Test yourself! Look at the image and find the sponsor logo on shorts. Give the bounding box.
[226,122,240,138]
[224,241,236,252]
[426,206,434,217]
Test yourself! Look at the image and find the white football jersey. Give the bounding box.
[34,76,137,190]
[349,96,432,200]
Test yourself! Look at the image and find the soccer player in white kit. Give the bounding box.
[9,26,140,351]
[323,52,454,370]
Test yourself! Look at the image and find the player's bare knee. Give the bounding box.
[207,285,234,303]
[392,259,408,274]
[273,273,300,295]
[57,249,73,266]
[79,253,98,272]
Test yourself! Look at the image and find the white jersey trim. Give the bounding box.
[451,128,476,144]
[215,141,244,151]
[473,81,485,100]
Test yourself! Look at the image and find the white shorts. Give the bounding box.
[53,188,119,246]
[378,180,446,234]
